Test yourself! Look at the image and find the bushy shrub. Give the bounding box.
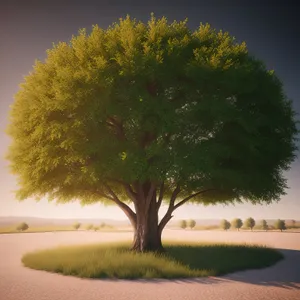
[16,222,29,231]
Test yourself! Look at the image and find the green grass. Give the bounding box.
[22,241,283,279]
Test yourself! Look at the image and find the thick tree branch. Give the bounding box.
[145,182,156,212]
[173,189,214,211]
[135,182,145,203]
[158,214,173,235]
[156,182,164,212]
[95,191,115,201]
[106,178,137,203]
[123,183,138,203]
[169,184,181,210]
[158,184,181,233]
[140,131,157,149]
[102,183,136,226]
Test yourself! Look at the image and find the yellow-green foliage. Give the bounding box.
[6,14,298,211]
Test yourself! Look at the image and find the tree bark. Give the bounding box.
[131,188,164,253]
[102,182,213,253]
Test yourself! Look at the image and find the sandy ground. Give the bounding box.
[0,229,299,300]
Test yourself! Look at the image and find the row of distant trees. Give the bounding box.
[177,219,297,232]
[14,222,109,232]
[221,218,288,232]
[179,219,196,229]
[15,219,297,232]
[73,222,109,231]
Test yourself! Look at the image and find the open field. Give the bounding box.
[0,226,133,234]
[2,224,299,234]
[0,230,299,300]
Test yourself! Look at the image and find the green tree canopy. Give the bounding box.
[220,219,231,230]
[274,219,286,232]
[261,219,268,231]
[6,15,298,252]
[231,218,243,231]
[86,224,93,230]
[244,217,255,230]
[188,219,196,229]
[180,220,187,229]
[100,222,106,228]
[16,222,29,231]
[73,222,81,230]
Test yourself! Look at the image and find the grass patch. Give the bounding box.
[22,241,283,279]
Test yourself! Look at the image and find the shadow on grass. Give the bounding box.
[108,248,299,289]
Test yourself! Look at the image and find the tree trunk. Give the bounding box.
[131,193,164,253]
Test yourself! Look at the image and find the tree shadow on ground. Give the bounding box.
[221,249,300,289]
[122,248,299,289]
[85,247,299,289]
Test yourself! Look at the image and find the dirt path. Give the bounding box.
[0,230,299,300]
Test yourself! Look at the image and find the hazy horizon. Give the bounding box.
[1,1,299,221]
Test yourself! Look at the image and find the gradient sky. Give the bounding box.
[0,0,299,220]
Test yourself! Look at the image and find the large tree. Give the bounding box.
[6,15,298,252]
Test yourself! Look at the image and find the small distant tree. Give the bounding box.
[261,219,268,231]
[100,222,106,228]
[86,224,93,230]
[291,220,296,228]
[16,222,29,231]
[188,219,196,229]
[180,220,187,229]
[245,217,255,231]
[73,222,81,230]
[231,218,243,231]
[220,219,231,231]
[94,226,99,231]
[275,219,286,232]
